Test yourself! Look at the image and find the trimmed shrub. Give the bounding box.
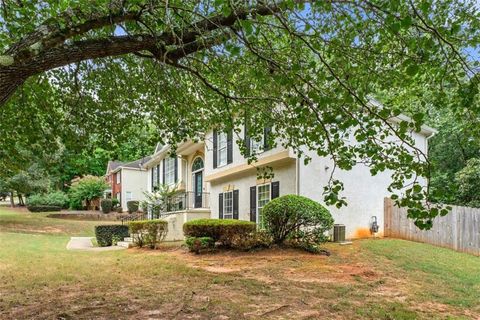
[262,195,334,247]
[185,237,215,254]
[183,219,256,247]
[230,231,272,251]
[116,207,123,213]
[129,220,168,249]
[94,225,129,247]
[27,205,62,212]
[100,199,113,213]
[127,200,139,214]
[111,198,120,208]
[27,191,69,209]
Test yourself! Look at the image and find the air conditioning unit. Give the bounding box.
[333,224,346,243]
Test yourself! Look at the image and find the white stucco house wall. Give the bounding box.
[143,112,436,240]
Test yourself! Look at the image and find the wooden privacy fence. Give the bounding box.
[384,198,480,256]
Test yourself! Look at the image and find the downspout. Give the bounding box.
[295,153,300,195]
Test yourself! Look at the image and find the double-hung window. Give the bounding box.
[116,172,121,184]
[257,184,271,226]
[223,191,233,219]
[250,134,264,155]
[164,157,176,185]
[217,132,228,167]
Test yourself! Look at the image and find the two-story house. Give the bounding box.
[105,156,151,211]
[145,116,436,241]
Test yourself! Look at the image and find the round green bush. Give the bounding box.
[127,200,139,214]
[185,237,215,254]
[129,220,168,249]
[94,225,129,247]
[100,199,113,213]
[183,219,256,247]
[261,195,334,245]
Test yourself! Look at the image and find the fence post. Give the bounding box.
[384,197,392,237]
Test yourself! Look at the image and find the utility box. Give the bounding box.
[333,224,346,242]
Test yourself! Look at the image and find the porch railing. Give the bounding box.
[147,191,210,220]
[120,212,147,225]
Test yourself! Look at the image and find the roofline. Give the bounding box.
[111,166,148,174]
[368,98,438,137]
[143,144,172,168]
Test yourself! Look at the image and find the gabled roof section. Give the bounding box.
[106,160,123,175]
[154,143,164,154]
[122,156,152,170]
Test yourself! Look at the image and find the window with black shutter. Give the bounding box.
[174,157,178,182]
[218,193,224,219]
[271,181,280,199]
[233,190,239,220]
[244,124,250,157]
[250,186,256,223]
[162,159,166,185]
[213,129,218,169]
[227,130,233,164]
[264,127,272,151]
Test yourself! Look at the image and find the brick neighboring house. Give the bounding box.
[105,156,151,211]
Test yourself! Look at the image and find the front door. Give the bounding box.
[194,171,203,208]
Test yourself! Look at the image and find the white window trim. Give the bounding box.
[116,172,121,184]
[126,191,133,202]
[217,132,228,168]
[250,134,264,155]
[256,183,271,225]
[223,191,233,219]
[164,157,176,186]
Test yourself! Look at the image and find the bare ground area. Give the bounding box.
[0,206,479,319]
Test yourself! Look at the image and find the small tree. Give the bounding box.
[68,175,108,210]
[141,184,180,218]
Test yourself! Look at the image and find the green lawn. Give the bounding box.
[0,206,479,319]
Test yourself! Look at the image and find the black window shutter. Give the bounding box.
[219,193,224,219]
[233,190,239,220]
[151,167,154,189]
[244,124,250,157]
[264,127,272,151]
[227,130,233,164]
[162,159,166,184]
[271,181,280,199]
[213,129,218,169]
[174,157,178,182]
[250,186,256,223]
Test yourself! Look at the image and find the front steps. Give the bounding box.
[116,236,134,248]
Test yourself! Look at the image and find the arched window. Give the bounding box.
[192,157,204,172]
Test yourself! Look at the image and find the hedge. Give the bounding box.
[100,199,112,213]
[183,219,256,247]
[27,192,69,209]
[27,205,62,212]
[127,200,139,214]
[95,225,129,247]
[129,220,168,249]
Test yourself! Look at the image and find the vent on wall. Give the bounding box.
[333,224,346,243]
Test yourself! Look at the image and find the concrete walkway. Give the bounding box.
[66,237,125,251]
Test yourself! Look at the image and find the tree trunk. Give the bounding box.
[9,192,15,207]
[18,194,24,206]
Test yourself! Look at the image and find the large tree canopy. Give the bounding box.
[0,0,479,228]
